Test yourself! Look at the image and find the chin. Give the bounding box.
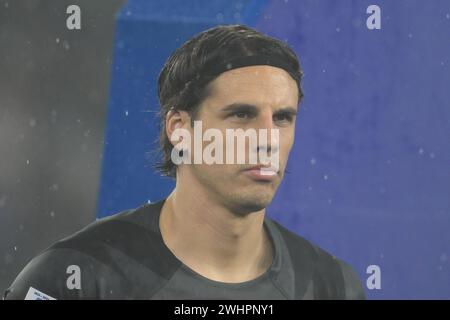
[228,192,274,216]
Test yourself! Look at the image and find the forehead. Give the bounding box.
[205,65,299,107]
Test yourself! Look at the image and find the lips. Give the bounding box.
[241,165,279,181]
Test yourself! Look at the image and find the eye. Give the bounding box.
[234,111,250,119]
[273,112,294,124]
[229,110,255,120]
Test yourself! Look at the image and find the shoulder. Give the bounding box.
[268,218,366,300]
[3,246,99,300]
[4,201,176,299]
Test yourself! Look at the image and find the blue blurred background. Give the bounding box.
[97,0,450,299]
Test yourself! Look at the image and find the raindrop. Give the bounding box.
[29,118,36,127]
[63,40,70,50]
[216,13,224,22]
[0,195,6,207]
[50,109,57,123]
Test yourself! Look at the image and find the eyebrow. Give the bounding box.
[221,103,298,115]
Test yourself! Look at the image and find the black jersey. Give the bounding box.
[4,199,365,300]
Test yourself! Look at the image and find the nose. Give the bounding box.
[255,110,274,131]
[254,111,279,155]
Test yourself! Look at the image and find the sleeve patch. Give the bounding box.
[24,287,56,300]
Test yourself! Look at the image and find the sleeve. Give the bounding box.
[337,260,366,300]
[3,248,99,300]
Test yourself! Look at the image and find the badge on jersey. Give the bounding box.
[24,287,56,300]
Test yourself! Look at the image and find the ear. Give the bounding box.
[165,108,191,147]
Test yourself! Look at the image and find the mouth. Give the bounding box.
[241,165,279,182]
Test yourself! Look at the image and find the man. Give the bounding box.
[4,24,365,299]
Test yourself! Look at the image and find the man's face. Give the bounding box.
[181,65,299,215]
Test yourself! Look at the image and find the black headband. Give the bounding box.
[173,54,302,103]
[199,54,299,85]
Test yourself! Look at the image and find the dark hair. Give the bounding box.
[156,24,304,178]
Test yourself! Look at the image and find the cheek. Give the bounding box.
[279,130,295,154]
[194,164,237,187]
[277,133,295,169]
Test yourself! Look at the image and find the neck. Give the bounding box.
[159,170,274,283]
